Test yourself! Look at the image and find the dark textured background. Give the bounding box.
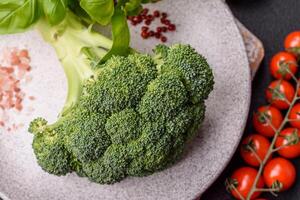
[202,0,300,199]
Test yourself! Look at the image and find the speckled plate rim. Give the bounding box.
[198,1,252,197]
[0,191,9,200]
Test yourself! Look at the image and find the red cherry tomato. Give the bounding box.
[253,106,283,137]
[240,134,271,167]
[263,157,296,191]
[229,167,264,200]
[275,128,300,158]
[288,103,300,128]
[265,80,295,110]
[270,52,297,80]
[284,31,300,55]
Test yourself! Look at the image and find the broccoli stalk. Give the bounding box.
[35,11,112,117]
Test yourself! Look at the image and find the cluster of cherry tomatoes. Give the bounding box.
[227,31,300,200]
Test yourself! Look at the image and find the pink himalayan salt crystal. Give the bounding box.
[0,48,34,131]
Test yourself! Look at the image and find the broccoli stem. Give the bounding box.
[35,11,113,116]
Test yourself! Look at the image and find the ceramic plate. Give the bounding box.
[0,0,251,199]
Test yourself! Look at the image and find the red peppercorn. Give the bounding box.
[168,24,176,31]
[149,31,155,37]
[141,26,149,32]
[141,8,149,15]
[156,27,162,33]
[141,31,149,39]
[133,16,142,23]
[155,32,161,39]
[153,10,160,17]
[161,26,167,32]
[161,36,167,43]
[163,19,171,26]
[145,20,152,25]
[162,12,168,18]
[138,16,144,23]
[147,15,154,21]
[131,21,137,26]
[161,18,166,24]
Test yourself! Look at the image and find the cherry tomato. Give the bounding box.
[275,128,300,158]
[284,31,300,55]
[270,52,297,80]
[288,103,300,128]
[265,80,295,110]
[253,106,283,137]
[228,167,264,200]
[263,158,296,191]
[240,134,271,167]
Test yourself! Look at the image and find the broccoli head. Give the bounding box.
[28,12,214,184]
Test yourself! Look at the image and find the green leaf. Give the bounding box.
[124,0,141,12]
[116,0,143,16]
[101,8,130,62]
[42,0,69,25]
[0,0,41,34]
[80,0,114,25]
[68,0,92,24]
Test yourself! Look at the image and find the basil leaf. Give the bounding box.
[116,0,142,16]
[125,0,142,16]
[101,8,130,62]
[0,0,41,34]
[42,0,69,25]
[80,0,114,25]
[68,0,92,24]
[124,0,141,13]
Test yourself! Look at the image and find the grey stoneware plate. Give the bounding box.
[0,0,251,199]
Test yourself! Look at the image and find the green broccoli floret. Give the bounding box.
[80,54,157,114]
[105,109,140,144]
[29,118,71,175]
[82,144,129,184]
[28,11,214,184]
[65,109,111,163]
[156,44,214,103]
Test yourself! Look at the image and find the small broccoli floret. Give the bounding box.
[65,109,111,163]
[105,109,140,144]
[80,54,157,114]
[156,44,214,103]
[138,73,188,122]
[82,145,128,184]
[29,119,71,175]
[28,118,48,135]
[28,12,214,184]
